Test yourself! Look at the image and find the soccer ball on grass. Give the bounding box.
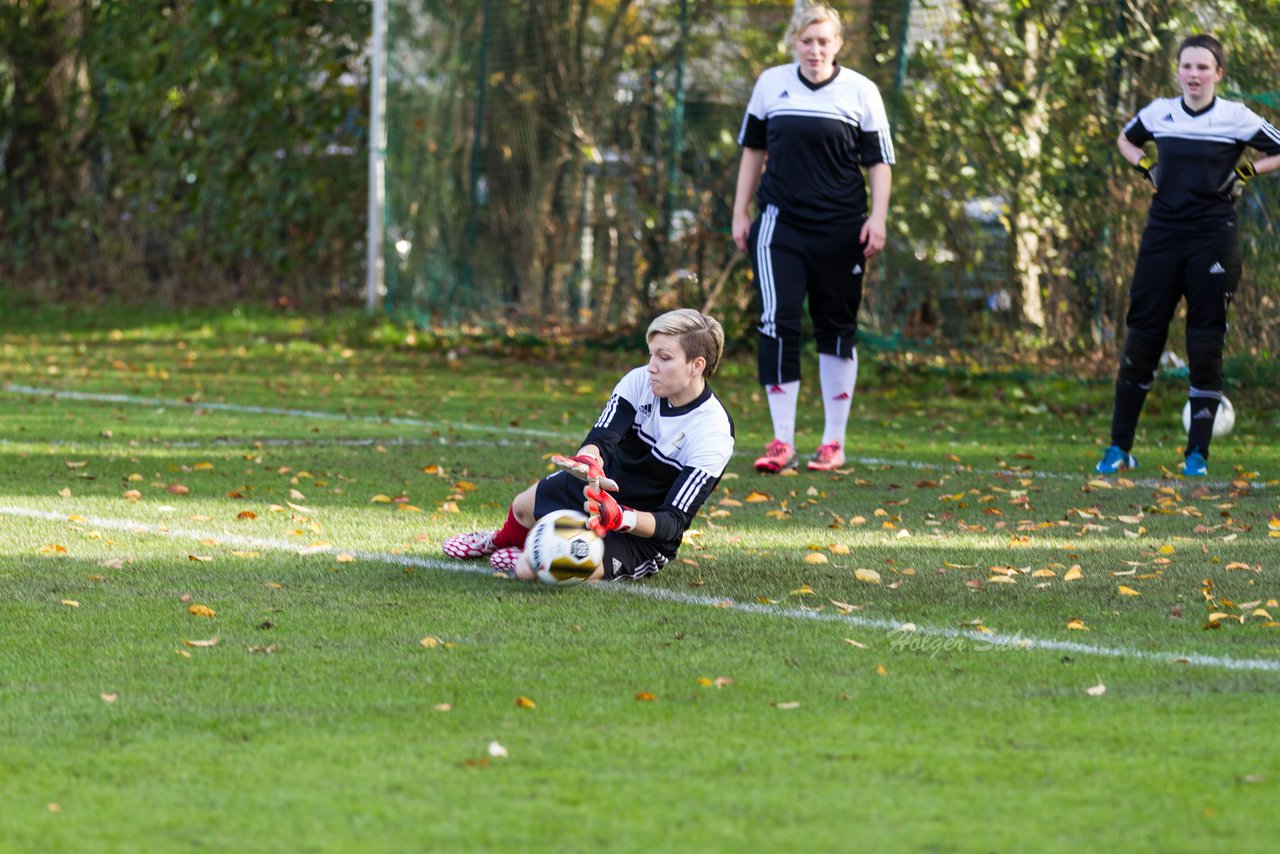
[1181,395,1235,438]
[527,509,604,587]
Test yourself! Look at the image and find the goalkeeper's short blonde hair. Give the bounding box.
[647,309,725,376]
[785,3,843,46]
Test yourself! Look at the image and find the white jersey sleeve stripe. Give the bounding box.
[594,394,620,429]
[673,469,710,512]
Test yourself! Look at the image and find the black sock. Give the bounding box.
[1185,395,1220,459]
[1109,379,1149,452]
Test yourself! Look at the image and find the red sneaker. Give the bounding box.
[489,547,522,574]
[807,442,846,471]
[754,439,797,473]
[441,531,499,560]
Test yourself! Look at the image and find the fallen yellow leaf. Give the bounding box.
[854,568,881,584]
[187,604,216,618]
[1118,585,1141,596]
[804,552,828,565]
[635,692,657,701]
[40,544,69,555]
[183,636,220,648]
[60,599,79,608]
[515,696,537,709]
[844,638,868,648]
[1063,566,1084,581]
[1066,618,1088,631]
[744,491,772,503]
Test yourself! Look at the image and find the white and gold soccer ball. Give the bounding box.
[527,509,603,587]
[1181,395,1235,438]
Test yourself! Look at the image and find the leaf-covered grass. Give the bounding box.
[2,310,1280,850]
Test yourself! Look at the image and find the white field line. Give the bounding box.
[3,503,1277,673]
[2,384,576,441]
[5,383,1267,488]
[0,436,545,451]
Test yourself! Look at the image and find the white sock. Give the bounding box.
[819,351,858,446]
[765,380,800,446]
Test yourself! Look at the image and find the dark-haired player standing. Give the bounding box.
[732,3,893,474]
[1096,33,1280,477]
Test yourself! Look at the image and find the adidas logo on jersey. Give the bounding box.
[638,403,653,417]
[1161,113,1174,122]
[779,90,790,99]
[851,264,863,275]
[1209,262,1226,274]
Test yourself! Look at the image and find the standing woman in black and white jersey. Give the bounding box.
[1095,33,1280,478]
[732,2,894,474]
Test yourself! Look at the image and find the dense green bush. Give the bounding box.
[1,0,369,307]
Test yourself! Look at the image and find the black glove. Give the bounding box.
[1217,162,1257,198]
[1133,155,1159,189]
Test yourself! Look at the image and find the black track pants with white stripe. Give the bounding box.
[748,205,865,386]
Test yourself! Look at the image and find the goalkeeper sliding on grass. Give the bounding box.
[442,309,735,582]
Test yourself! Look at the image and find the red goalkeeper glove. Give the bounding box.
[584,484,636,536]
[551,454,619,492]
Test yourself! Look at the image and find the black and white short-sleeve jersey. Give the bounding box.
[1124,96,1280,230]
[738,63,894,225]
[583,367,735,556]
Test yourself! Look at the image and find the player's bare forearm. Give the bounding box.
[1116,132,1146,167]
[732,148,767,252]
[862,163,891,257]
[1251,152,1280,177]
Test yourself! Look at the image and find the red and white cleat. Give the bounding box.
[753,439,797,473]
[806,441,846,471]
[441,531,499,560]
[488,547,522,574]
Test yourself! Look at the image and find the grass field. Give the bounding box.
[2,308,1279,851]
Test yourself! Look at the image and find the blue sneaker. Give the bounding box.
[1182,451,1207,477]
[1094,445,1137,474]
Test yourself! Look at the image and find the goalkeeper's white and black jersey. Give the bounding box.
[584,367,735,557]
[737,63,894,225]
[1124,96,1280,230]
